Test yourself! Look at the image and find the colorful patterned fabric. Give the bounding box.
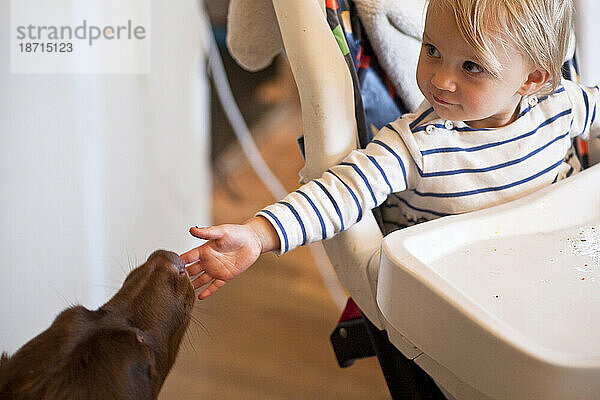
[325,0,409,148]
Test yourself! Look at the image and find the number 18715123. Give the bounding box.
[19,42,73,53]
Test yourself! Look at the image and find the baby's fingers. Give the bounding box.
[190,271,213,289]
[180,229,222,264]
[184,260,205,276]
[189,226,224,240]
[198,279,227,300]
[180,247,204,265]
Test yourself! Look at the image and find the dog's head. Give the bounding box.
[0,250,195,400]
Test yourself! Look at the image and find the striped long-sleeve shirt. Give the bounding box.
[257,79,600,254]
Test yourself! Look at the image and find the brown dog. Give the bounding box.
[0,250,195,400]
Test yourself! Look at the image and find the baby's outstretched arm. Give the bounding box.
[182,125,416,299]
[181,216,280,299]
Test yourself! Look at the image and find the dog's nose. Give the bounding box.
[147,250,185,273]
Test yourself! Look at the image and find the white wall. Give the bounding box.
[576,0,600,84]
[575,0,600,164]
[0,1,211,352]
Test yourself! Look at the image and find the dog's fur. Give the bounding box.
[0,250,195,400]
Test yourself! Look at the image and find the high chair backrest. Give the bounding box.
[272,0,385,326]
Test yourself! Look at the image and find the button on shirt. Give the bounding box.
[528,96,539,107]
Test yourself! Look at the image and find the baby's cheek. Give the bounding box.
[465,93,491,118]
[415,65,428,97]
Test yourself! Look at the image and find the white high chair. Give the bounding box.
[270,0,600,398]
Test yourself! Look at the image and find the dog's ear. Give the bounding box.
[0,352,9,368]
[0,352,11,395]
[58,329,157,400]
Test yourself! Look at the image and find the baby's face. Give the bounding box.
[416,2,531,129]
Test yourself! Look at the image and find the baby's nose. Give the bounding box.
[431,69,457,92]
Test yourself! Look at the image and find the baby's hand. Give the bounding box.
[181,217,280,299]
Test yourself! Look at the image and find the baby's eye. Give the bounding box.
[463,60,483,73]
[424,44,440,58]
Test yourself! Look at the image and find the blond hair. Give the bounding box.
[428,0,573,94]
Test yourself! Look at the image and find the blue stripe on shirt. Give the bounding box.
[411,90,564,133]
[454,126,492,132]
[370,139,408,187]
[580,87,590,137]
[404,88,565,135]
[388,194,451,217]
[260,209,289,253]
[296,189,327,240]
[409,107,434,130]
[313,180,345,232]
[518,87,565,118]
[413,158,564,198]
[339,162,378,207]
[420,108,571,156]
[278,201,306,246]
[413,124,491,133]
[326,170,363,222]
[412,124,449,133]
[367,155,394,194]
[421,130,569,177]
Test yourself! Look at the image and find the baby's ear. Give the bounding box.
[518,68,551,95]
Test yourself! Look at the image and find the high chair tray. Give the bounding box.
[377,163,600,400]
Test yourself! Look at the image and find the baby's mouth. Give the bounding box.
[433,95,453,106]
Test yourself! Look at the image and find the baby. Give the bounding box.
[182,0,599,300]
